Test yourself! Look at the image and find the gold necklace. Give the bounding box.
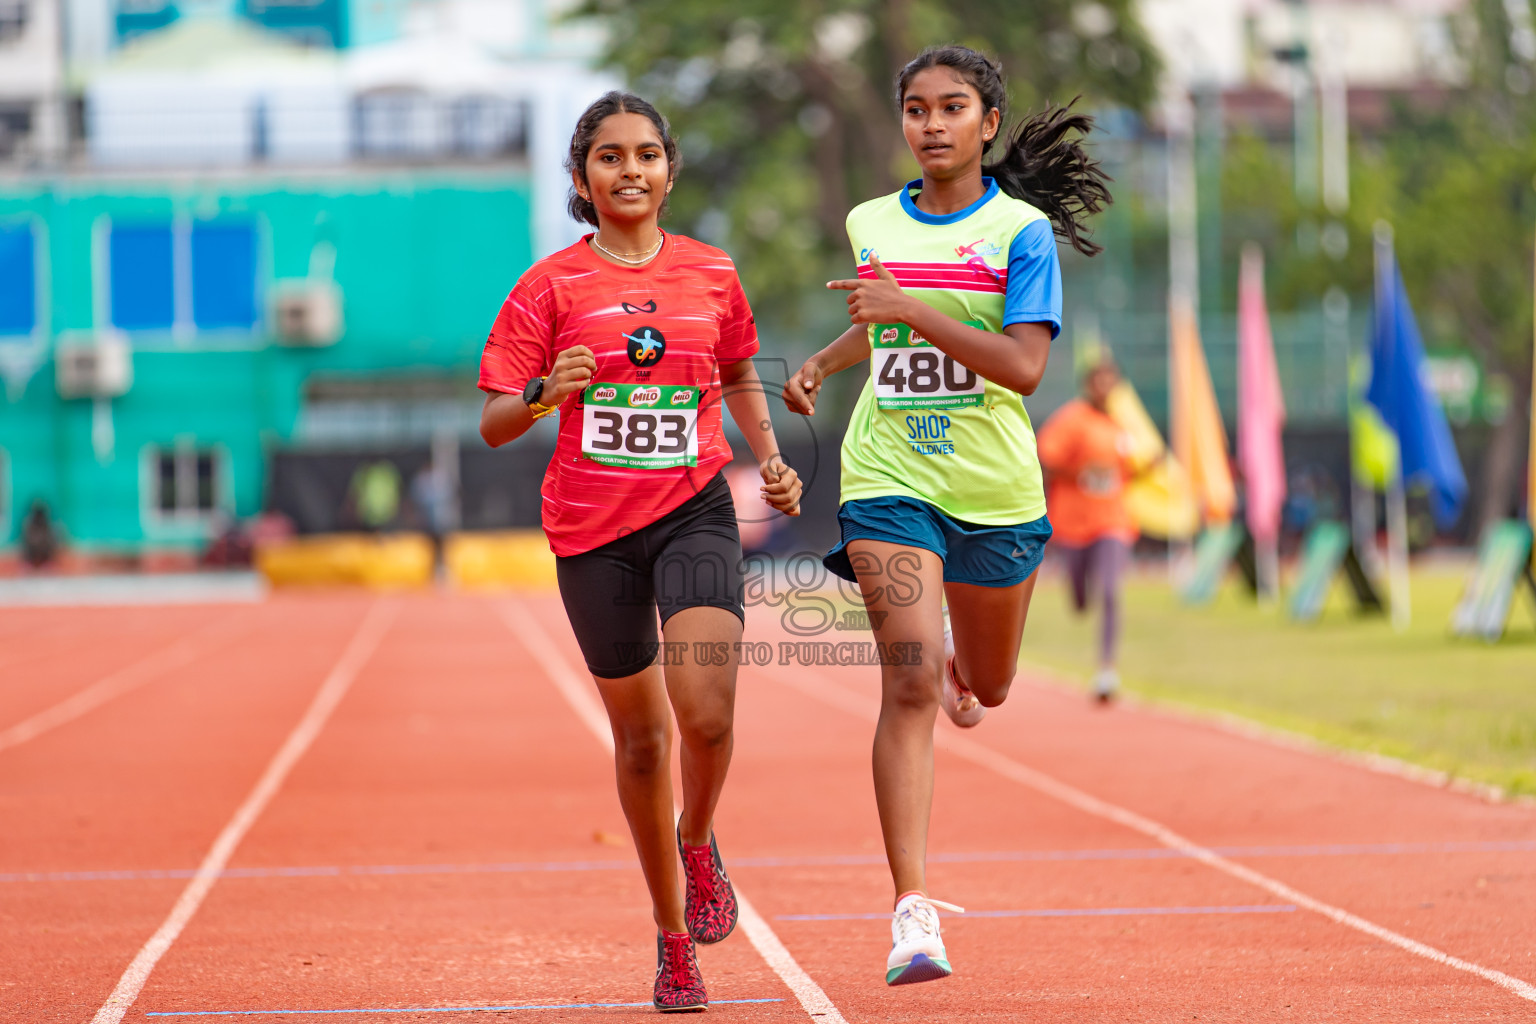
[592,231,664,264]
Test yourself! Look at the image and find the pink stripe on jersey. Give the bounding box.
[859,260,1007,293]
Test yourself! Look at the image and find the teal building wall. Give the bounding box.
[0,171,534,551]
[116,0,410,48]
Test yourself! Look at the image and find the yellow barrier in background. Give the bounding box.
[255,530,556,590]
[444,530,556,590]
[256,533,436,588]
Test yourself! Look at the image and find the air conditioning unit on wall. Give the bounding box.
[55,332,133,399]
[271,280,344,347]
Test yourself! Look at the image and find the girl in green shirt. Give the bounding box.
[784,44,1111,986]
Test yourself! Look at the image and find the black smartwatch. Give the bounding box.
[522,376,547,406]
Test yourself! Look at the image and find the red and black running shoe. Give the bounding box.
[653,929,707,1013]
[678,828,739,944]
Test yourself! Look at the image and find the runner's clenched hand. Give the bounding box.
[760,455,802,517]
[782,359,824,416]
[540,345,597,405]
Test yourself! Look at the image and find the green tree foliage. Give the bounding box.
[572,0,1160,322]
[1371,0,1536,382]
[1222,0,1536,379]
[1220,0,1536,524]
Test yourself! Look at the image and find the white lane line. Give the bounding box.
[498,600,849,1024]
[764,662,1536,1006]
[0,616,245,755]
[0,572,265,607]
[90,600,397,1024]
[732,892,848,1023]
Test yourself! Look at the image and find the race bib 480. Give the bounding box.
[581,383,700,469]
[870,322,986,410]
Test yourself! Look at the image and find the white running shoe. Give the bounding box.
[1092,668,1120,703]
[886,893,964,985]
[939,607,986,728]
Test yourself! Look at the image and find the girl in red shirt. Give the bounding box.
[478,91,801,1013]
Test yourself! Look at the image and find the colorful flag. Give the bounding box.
[1365,237,1467,528]
[1236,244,1287,543]
[1105,377,1201,540]
[1075,322,1201,539]
[1169,299,1235,523]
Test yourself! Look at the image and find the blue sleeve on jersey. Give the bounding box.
[1003,219,1062,338]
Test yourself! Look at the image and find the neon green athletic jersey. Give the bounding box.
[838,178,1061,525]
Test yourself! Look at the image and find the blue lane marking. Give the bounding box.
[8,840,1534,885]
[777,904,1299,922]
[145,998,783,1017]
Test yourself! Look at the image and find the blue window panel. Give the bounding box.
[116,3,178,45]
[0,224,35,336]
[240,0,346,48]
[110,223,175,330]
[191,222,257,330]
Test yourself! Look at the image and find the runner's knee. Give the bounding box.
[675,706,732,752]
[882,662,941,713]
[962,658,1014,707]
[973,676,1012,707]
[613,725,670,777]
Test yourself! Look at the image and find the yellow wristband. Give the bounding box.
[528,400,558,420]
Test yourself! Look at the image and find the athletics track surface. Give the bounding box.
[2,591,1534,1023]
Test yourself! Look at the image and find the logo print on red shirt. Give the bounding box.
[625,326,667,367]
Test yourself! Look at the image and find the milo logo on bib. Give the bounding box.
[869,321,987,409]
[581,382,700,469]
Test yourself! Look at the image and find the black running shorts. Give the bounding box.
[555,472,745,679]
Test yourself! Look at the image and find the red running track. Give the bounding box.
[2,590,1534,1022]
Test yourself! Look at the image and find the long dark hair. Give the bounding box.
[565,91,681,227]
[896,45,1111,256]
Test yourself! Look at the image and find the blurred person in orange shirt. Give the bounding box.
[1037,354,1137,701]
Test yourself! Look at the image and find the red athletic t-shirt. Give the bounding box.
[479,232,759,557]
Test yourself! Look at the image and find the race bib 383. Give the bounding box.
[580,383,700,469]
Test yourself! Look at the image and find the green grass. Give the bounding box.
[1017,564,1536,798]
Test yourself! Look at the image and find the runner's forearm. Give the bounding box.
[809,323,873,379]
[896,300,1052,396]
[479,391,537,447]
[721,359,783,467]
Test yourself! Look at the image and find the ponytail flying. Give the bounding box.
[896,45,1112,257]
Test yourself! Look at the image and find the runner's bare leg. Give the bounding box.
[662,605,743,847]
[944,572,1038,707]
[593,664,686,933]
[848,540,947,899]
